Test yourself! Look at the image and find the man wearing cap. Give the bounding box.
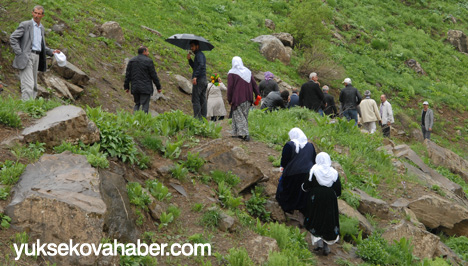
[421,101,433,140]
[380,94,394,137]
[339,78,362,125]
[10,5,60,101]
[359,90,381,134]
[299,72,325,115]
[322,85,337,117]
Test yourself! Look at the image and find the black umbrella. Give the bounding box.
[165,34,214,51]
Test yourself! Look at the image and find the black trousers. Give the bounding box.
[381,124,390,137]
[192,79,207,119]
[133,93,151,113]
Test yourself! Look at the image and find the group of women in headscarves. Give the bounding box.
[276,127,342,256]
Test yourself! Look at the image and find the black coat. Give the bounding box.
[299,81,324,112]
[339,85,362,111]
[260,91,286,111]
[323,93,338,117]
[259,79,279,98]
[124,54,161,95]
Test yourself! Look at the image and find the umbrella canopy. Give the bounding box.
[165,34,214,51]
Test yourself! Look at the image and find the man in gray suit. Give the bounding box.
[421,101,434,140]
[10,5,60,101]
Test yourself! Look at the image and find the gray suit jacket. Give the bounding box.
[10,20,53,71]
[421,108,434,130]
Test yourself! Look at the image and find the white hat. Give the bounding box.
[54,52,67,67]
[343,78,352,84]
[423,101,429,105]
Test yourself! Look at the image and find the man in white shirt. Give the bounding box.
[380,94,394,137]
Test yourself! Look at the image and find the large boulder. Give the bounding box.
[265,200,286,223]
[424,139,468,183]
[272,32,294,47]
[251,35,290,64]
[5,153,106,265]
[174,74,192,94]
[447,30,468,53]
[39,72,74,99]
[353,189,392,220]
[51,60,90,87]
[382,222,441,259]
[244,235,279,265]
[21,105,100,148]
[338,199,374,237]
[193,139,264,193]
[100,21,124,44]
[408,195,468,237]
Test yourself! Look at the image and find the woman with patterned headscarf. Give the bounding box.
[227,56,260,141]
[258,71,279,99]
[302,152,342,256]
[276,128,317,214]
[206,73,227,121]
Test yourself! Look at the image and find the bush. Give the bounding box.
[0,109,21,128]
[0,160,26,186]
[182,151,205,173]
[211,170,240,188]
[145,179,172,202]
[225,247,253,266]
[445,236,468,261]
[245,186,271,222]
[127,182,151,210]
[340,214,360,242]
[200,208,221,229]
[217,181,242,209]
[170,163,189,181]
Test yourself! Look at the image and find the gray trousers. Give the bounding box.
[19,53,39,101]
[422,126,431,140]
[133,93,151,113]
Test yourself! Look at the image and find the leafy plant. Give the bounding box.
[145,179,172,202]
[141,136,164,152]
[54,142,109,168]
[167,205,181,219]
[245,186,271,222]
[0,160,26,186]
[225,247,253,266]
[0,109,21,128]
[192,203,204,212]
[445,236,468,261]
[127,182,151,210]
[200,208,221,229]
[163,140,183,159]
[170,163,189,181]
[158,212,174,229]
[340,214,360,242]
[211,170,240,188]
[268,155,281,167]
[0,214,12,229]
[181,151,205,173]
[216,181,242,209]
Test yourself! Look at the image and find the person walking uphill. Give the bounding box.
[227,56,260,141]
[124,46,162,113]
[276,128,317,215]
[299,72,325,114]
[421,101,433,140]
[359,90,381,134]
[302,152,342,256]
[10,5,61,101]
[258,71,279,99]
[339,78,362,125]
[380,94,394,138]
[187,40,207,119]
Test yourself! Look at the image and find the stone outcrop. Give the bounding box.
[51,60,90,87]
[447,30,468,53]
[193,139,264,193]
[265,200,286,223]
[244,235,279,265]
[424,139,468,183]
[219,212,237,232]
[251,35,291,64]
[5,153,106,265]
[408,195,468,237]
[21,105,100,148]
[39,72,75,99]
[174,74,192,94]
[100,21,124,44]
[272,32,294,47]
[265,19,275,30]
[338,199,374,237]
[353,189,392,220]
[405,59,426,75]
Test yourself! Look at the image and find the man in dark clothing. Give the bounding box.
[258,71,279,98]
[322,85,337,117]
[124,46,162,113]
[288,88,299,108]
[339,78,362,125]
[187,40,207,119]
[261,90,289,112]
[299,72,324,114]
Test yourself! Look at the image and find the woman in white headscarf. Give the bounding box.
[302,152,341,256]
[227,56,260,141]
[275,128,317,214]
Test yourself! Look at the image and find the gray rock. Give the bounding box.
[272,32,294,47]
[140,25,162,36]
[265,200,286,223]
[5,153,106,265]
[219,213,236,232]
[405,59,426,75]
[425,139,468,183]
[447,30,468,53]
[51,23,65,35]
[251,35,290,64]
[174,74,192,94]
[100,21,124,44]
[21,105,100,148]
[39,72,74,99]
[51,60,90,86]
[354,189,392,220]
[245,236,279,265]
[265,19,275,30]
[89,33,97,38]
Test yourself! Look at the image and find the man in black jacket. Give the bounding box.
[299,72,324,115]
[339,78,362,125]
[322,85,337,118]
[187,40,207,119]
[261,90,290,112]
[124,46,162,113]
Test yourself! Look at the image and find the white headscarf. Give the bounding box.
[228,56,252,83]
[288,128,308,153]
[309,152,338,187]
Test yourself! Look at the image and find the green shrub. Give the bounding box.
[141,136,164,152]
[145,179,172,202]
[11,142,45,161]
[158,212,174,229]
[127,182,151,210]
[192,203,204,212]
[246,186,271,222]
[0,160,26,186]
[170,163,189,181]
[200,209,221,229]
[54,142,109,168]
[0,109,21,128]
[265,251,304,266]
[163,140,183,159]
[340,214,360,242]
[167,205,181,219]
[357,233,417,265]
[0,186,10,200]
[182,151,205,173]
[217,181,243,209]
[211,170,240,188]
[445,236,468,261]
[0,214,11,229]
[225,247,253,266]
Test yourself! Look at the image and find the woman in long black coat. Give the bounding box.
[303,152,341,256]
[276,128,316,214]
